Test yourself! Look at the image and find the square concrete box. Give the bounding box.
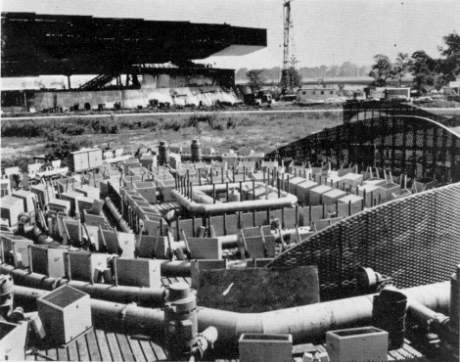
[30,184,54,206]
[325,326,388,362]
[12,189,35,213]
[286,176,307,194]
[115,257,162,288]
[322,189,347,205]
[341,173,363,189]
[309,185,332,205]
[48,198,71,215]
[379,182,401,202]
[338,194,363,215]
[0,234,33,268]
[295,180,318,204]
[37,285,92,345]
[0,320,28,361]
[30,245,67,278]
[67,251,110,282]
[239,333,293,362]
[357,184,384,207]
[188,237,223,259]
[0,195,24,227]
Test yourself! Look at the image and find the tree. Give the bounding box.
[246,69,265,90]
[410,50,439,93]
[438,32,460,84]
[369,54,393,86]
[392,53,412,86]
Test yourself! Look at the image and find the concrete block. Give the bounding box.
[239,334,292,362]
[0,195,24,227]
[338,194,363,216]
[322,189,347,205]
[309,185,332,205]
[99,229,118,252]
[179,218,195,238]
[357,184,384,207]
[310,205,324,222]
[37,285,92,345]
[241,212,254,228]
[283,207,297,228]
[210,215,225,236]
[341,173,363,188]
[295,180,318,204]
[0,234,33,268]
[48,198,71,215]
[325,326,388,362]
[379,182,401,202]
[30,245,67,278]
[243,236,266,258]
[0,320,28,361]
[254,211,268,227]
[136,186,157,204]
[84,225,100,250]
[224,214,239,235]
[11,190,35,213]
[188,237,222,259]
[84,211,110,228]
[67,251,110,282]
[64,220,82,244]
[74,185,100,200]
[115,258,162,288]
[117,232,136,258]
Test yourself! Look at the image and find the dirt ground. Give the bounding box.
[1,110,343,164]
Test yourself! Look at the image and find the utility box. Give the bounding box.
[115,257,162,288]
[67,251,110,282]
[37,285,92,345]
[325,326,388,362]
[239,333,293,362]
[295,180,318,204]
[48,198,71,215]
[30,245,67,278]
[0,321,28,361]
[0,234,33,268]
[71,147,103,172]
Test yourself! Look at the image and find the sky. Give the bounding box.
[2,0,460,70]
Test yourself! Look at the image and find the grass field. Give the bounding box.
[1,110,343,166]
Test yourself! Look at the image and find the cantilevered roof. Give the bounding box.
[1,12,267,77]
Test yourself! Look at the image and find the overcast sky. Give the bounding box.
[2,0,460,69]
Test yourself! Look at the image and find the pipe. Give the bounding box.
[171,183,297,216]
[13,282,450,344]
[1,264,165,306]
[104,197,132,233]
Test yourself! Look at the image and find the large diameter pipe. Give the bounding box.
[104,197,132,233]
[171,189,297,215]
[14,282,450,344]
[197,281,450,343]
[1,264,165,306]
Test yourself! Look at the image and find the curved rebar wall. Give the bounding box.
[266,102,460,183]
[269,182,460,300]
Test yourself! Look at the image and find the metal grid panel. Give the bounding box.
[269,183,460,300]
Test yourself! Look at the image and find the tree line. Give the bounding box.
[369,32,460,93]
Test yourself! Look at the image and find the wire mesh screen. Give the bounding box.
[269,182,460,300]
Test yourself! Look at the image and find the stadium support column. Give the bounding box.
[67,75,71,89]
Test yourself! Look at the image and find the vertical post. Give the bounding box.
[226,182,229,202]
[221,167,224,184]
[113,256,119,286]
[66,252,72,281]
[223,213,227,236]
[252,180,256,200]
[212,183,216,204]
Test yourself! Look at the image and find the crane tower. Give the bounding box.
[280,0,296,93]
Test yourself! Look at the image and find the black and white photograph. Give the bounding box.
[0,0,459,361]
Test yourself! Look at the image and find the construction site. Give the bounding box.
[1,2,460,362]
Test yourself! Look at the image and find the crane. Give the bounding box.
[280,0,296,94]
